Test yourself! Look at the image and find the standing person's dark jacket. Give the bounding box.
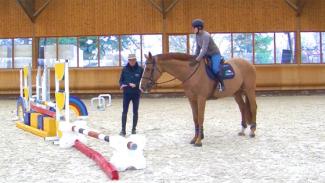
[119,62,143,94]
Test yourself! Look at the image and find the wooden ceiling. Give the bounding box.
[16,0,307,23]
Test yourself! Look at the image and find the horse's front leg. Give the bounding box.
[194,96,207,147]
[188,98,199,144]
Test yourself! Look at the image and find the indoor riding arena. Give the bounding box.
[0,0,325,183]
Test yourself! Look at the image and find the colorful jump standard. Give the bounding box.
[54,60,119,180]
[16,60,120,180]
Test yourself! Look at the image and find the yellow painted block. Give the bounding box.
[43,117,57,136]
[55,63,65,81]
[23,66,29,78]
[30,113,41,128]
[55,92,65,111]
[56,121,63,138]
[16,122,48,138]
[23,87,29,99]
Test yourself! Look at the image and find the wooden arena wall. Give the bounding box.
[0,0,325,94]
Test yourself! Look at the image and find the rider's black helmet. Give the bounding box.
[192,19,204,30]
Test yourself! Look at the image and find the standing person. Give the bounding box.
[192,18,225,91]
[119,54,143,136]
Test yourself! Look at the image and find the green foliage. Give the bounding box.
[254,33,273,64]
[233,34,253,53]
[79,36,97,60]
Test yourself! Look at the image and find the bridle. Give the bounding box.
[141,56,201,88]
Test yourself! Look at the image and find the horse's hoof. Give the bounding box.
[249,133,255,138]
[190,140,195,144]
[193,143,202,147]
[238,132,245,136]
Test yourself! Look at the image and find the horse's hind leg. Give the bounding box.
[188,98,199,144]
[245,90,257,138]
[234,92,248,136]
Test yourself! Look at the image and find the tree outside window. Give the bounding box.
[275,33,295,64]
[211,33,231,60]
[233,33,253,63]
[100,36,120,67]
[39,38,57,67]
[189,34,196,55]
[58,37,78,67]
[169,35,187,53]
[121,35,141,66]
[254,33,274,64]
[301,32,321,64]
[79,36,98,67]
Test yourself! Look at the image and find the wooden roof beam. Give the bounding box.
[284,0,306,16]
[148,0,179,18]
[16,0,51,23]
[16,0,35,22]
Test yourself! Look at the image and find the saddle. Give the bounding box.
[205,57,235,81]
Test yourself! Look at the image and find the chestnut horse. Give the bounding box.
[140,52,257,147]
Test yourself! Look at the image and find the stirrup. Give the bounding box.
[217,83,225,92]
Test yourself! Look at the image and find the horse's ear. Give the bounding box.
[148,52,152,59]
[144,54,148,59]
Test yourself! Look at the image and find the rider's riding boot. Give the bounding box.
[216,72,225,92]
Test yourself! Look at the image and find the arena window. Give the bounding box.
[39,37,57,67]
[78,36,98,67]
[275,32,295,64]
[301,32,321,64]
[99,36,120,67]
[254,33,275,64]
[189,34,196,55]
[322,32,325,64]
[211,33,232,61]
[168,35,187,53]
[232,33,253,63]
[142,34,162,65]
[120,35,141,66]
[0,39,13,68]
[14,38,32,68]
[58,37,78,67]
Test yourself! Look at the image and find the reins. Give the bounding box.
[142,57,201,87]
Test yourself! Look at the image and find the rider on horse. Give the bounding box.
[192,18,225,92]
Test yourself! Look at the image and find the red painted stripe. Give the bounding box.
[69,103,81,116]
[74,140,119,180]
[88,131,100,139]
[30,104,56,117]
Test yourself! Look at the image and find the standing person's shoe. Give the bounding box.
[131,128,136,134]
[119,130,126,136]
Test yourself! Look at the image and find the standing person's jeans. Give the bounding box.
[211,53,222,75]
[121,92,140,133]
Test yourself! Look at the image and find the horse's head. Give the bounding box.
[140,52,163,93]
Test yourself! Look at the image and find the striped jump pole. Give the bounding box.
[72,126,138,150]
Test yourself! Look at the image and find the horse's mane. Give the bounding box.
[156,53,196,62]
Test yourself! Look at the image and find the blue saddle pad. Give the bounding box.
[205,63,235,80]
